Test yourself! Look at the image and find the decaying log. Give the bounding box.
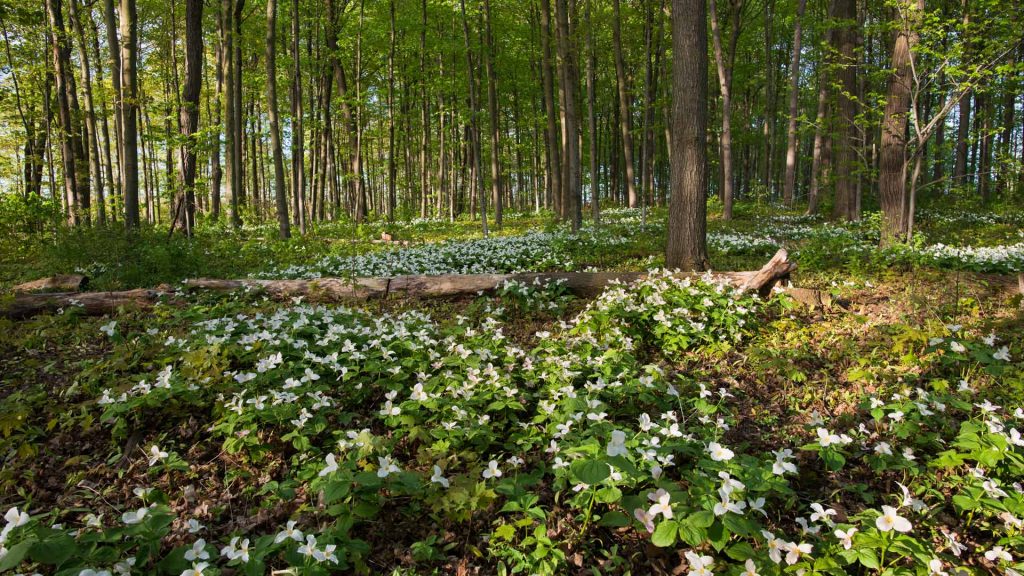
[2,250,797,319]
[1,287,173,319]
[784,287,842,309]
[12,274,88,294]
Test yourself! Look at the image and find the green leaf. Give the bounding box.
[571,459,610,485]
[595,486,622,504]
[598,510,631,527]
[822,449,846,471]
[651,520,678,547]
[688,510,715,528]
[857,548,880,569]
[29,531,75,566]
[0,539,36,572]
[324,480,351,504]
[726,542,756,561]
[952,494,979,512]
[677,521,707,547]
[493,524,516,541]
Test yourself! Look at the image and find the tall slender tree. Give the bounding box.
[266,0,290,238]
[612,0,637,209]
[782,0,808,207]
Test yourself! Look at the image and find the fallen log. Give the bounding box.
[2,250,798,319]
[1,287,174,319]
[12,274,88,294]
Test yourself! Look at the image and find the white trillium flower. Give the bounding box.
[319,453,339,477]
[183,539,209,562]
[707,442,734,462]
[430,465,450,488]
[875,505,912,533]
[482,460,502,479]
[684,550,714,576]
[148,445,169,466]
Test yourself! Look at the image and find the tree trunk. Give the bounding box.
[266,0,290,238]
[585,0,599,224]
[230,0,245,225]
[210,17,224,220]
[878,0,922,246]
[387,0,397,222]
[290,0,305,233]
[119,0,140,228]
[174,0,203,237]
[807,60,830,215]
[666,0,710,270]
[482,0,504,229]
[88,12,118,221]
[223,0,238,226]
[554,0,581,230]
[708,0,739,221]
[460,0,488,236]
[612,0,638,209]
[46,0,81,226]
[3,251,796,320]
[539,0,562,218]
[831,0,858,221]
[70,0,105,225]
[782,0,807,207]
[102,0,124,199]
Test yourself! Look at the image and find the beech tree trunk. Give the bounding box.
[102,0,123,197]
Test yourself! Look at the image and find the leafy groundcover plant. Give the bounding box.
[0,269,1021,575]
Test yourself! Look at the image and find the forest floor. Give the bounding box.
[0,204,1022,576]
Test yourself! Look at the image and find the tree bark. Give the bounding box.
[120,0,140,229]
[266,0,290,238]
[612,0,638,209]
[666,0,710,270]
[806,63,829,215]
[585,0,599,224]
[878,0,922,246]
[460,0,488,236]
[539,0,562,218]
[46,0,81,226]
[385,0,397,222]
[554,0,581,230]
[482,0,504,229]
[290,0,305,233]
[782,0,807,207]
[708,0,740,220]
[70,0,104,225]
[3,251,796,320]
[174,0,203,237]
[230,0,245,225]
